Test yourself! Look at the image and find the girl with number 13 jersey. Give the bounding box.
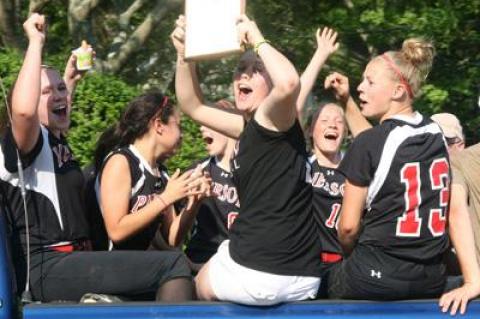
[326,38,450,300]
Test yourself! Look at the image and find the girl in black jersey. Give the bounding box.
[95,93,211,251]
[296,28,345,263]
[293,26,344,278]
[172,15,322,305]
[185,101,239,270]
[324,38,480,312]
[307,104,346,273]
[1,14,193,302]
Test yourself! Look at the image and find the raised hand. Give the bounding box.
[171,15,186,57]
[63,51,94,109]
[23,13,46,45]
[236,15,264,48]
[315,27,339,57]
[324,72,351,104]
[64,51,95,84]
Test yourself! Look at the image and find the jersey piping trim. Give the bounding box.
[213,156,231,173]
[0,126,64,230]
[128,145,148,197]
[199,157,211,170]
[390,111,423,125]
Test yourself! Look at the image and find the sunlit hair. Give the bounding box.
[308,101,346,137]
[234,50,268,79]
[94,92,175,172]
[0,65,61,135]
[377,38,435,99]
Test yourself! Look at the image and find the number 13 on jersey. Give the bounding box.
[396,158,449,238]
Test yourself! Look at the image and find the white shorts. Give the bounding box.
[208,240,321,306]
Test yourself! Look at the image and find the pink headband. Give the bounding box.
[381,54,414,98]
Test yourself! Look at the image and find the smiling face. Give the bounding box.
[38,68,70,136]
[357,59,398,121]
[233,51,273,114]
[311,103,346,158]
[200,125,229,157]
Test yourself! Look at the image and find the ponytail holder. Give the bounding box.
[381,54,414,99]
[254,39,270,54]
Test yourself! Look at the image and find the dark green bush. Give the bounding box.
[70,75,207,171]
[68,73,140,166]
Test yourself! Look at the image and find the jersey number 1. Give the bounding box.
[396,158,449,238]
[325,203,341,229]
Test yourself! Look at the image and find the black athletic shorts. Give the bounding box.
[328,244,446,300]
[28,249,191,302]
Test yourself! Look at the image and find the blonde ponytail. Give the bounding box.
[381,38,435,98]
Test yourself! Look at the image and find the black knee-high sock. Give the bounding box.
[156,277,194,302]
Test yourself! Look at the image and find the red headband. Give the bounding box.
[161,95,169,108]
[381,54,414,99]
[151,95,170,120]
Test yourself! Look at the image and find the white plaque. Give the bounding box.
[185,0,246,61]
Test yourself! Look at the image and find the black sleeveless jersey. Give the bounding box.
[185,157,239,263]
[339,113,450,262]
[0,127,89,255]
[309,155,345,256]
[229,119,322,277]
[97,145,168,251]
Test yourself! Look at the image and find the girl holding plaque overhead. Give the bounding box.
[171,15,322,305]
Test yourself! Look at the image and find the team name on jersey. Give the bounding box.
[227,212,238,229]
[212,182,240,207]
[311,171,345,197]
[131,194,156,213]
[52,144,75,168]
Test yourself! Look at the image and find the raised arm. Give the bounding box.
[172,15,244,139]
[297,27,339,124]
[236,15,300,131]
[325,72,372,138]
[63,52,92,109]
[10,13,45,153]
[439,181,480,315]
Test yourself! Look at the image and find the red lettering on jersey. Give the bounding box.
[397,163,422,237]
[131,194,156,213]
[325,203,341,229]
[312,172,325,188]
[396,159,449,238]
[429,158,449,236]
[213,183,224,199]
[227,212,238,229]
[213,182,238,206]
